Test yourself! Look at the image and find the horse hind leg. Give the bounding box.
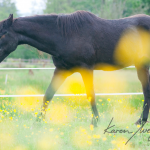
[135,66,150,125]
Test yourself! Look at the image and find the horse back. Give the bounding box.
[53,14,150,70]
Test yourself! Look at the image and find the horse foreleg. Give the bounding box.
[135,66,150,125]
[38,68,71,121]
[81,69,99,127]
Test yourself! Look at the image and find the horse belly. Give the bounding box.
[52,48,96,70]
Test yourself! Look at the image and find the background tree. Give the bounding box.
[141,0,150,14]
[0,0,17,20]
[44,0,150,19]
[44,0,74,14]
[0,0,48,59]
[1,0,150,59]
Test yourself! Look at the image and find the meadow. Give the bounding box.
[0,68,149,150]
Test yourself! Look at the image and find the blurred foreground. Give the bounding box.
[0,69,148,150]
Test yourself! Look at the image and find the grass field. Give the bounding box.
[0,68,150,150]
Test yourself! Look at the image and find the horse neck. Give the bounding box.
[12,16,60,56]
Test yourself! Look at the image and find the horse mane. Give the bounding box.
[57,10,98,36]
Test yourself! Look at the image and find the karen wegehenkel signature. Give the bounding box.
[104,117,150,145]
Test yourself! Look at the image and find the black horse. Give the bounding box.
[0,10,150,126]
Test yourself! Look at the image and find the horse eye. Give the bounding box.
[0,31,7,39]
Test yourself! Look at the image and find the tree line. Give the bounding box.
[0,0,150,59]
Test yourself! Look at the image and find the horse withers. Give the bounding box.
[0,11,150,126]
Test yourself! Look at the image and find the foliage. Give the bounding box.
[0,0,49,59]
[123,0,149,17]
[142,0,150,14]
[8,45,50,59]
[0,0,17,20]
[44,0,150,18]
[0,69,148,150]
[1,0,150,59]
[44,0,74,14]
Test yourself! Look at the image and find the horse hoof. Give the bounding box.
[36,113,45,122]
[135,118,148,125]
[135,118,142,125]
[36,117,42,122]
[91,119,98,127]
[90,123,97,128]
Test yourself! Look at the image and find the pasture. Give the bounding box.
[0,68,149,150]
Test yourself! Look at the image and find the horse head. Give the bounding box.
[0,14,18,62]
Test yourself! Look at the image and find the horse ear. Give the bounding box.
[3,14,13,30]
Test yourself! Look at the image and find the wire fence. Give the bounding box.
[0,66,135,70]
[0,92,143,98]
[0,66,140,98]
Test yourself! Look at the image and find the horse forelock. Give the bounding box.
[57,10,98,36]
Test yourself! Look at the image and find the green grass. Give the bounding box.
[0,69,149,150]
